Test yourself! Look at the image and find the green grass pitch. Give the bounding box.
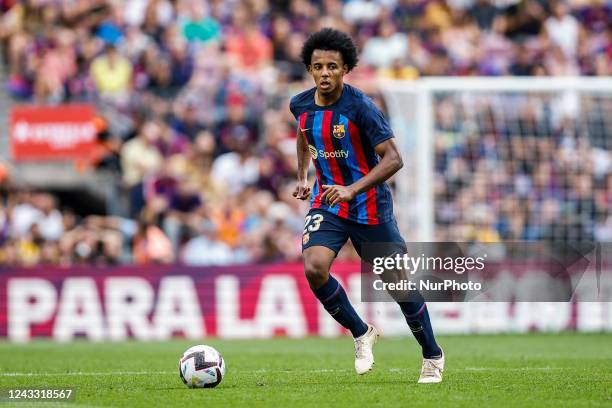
[1,334,611,407]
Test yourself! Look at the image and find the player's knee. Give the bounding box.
[303,258,330,287]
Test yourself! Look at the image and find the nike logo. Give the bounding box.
[300,128,311,132]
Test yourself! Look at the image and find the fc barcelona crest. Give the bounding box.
[333,124,346,139]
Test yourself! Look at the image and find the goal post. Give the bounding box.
[379,77,612,242]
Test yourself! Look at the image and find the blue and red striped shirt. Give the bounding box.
[290,84,395,225]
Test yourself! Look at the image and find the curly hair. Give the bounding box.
[300,28,359,72]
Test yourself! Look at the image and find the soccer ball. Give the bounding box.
[179,345,226,388]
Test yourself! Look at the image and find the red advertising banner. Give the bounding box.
[10,104,97,161]
[0,263,360,342]
[0,263,610,342]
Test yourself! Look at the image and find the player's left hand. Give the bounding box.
[321,184,356,206]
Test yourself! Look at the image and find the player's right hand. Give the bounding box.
[292,180,311,200]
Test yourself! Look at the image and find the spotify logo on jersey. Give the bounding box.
[308,145,349,160]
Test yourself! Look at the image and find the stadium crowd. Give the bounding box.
[0,0,611,265]
[433,94,612,243]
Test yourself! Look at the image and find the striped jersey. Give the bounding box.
[290,84,395,225]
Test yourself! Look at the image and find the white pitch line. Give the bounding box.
[0,367,570,377]
[462,367,568,371]
[0,369,344,377]
[0,371,176,377]
[389,367,568,372]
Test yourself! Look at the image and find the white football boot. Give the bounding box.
[418,349,445,383]
[353,325,379,375]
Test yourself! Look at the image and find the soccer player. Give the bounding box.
[290,28,444,383]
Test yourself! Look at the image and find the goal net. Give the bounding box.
[380,77,612,243]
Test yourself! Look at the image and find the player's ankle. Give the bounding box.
[423,347,442,359]
[353,323,369,339]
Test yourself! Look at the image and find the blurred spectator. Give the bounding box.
[170,100,206,142]
[509,43,536,76]
[32,193,64,242]
[121,121,164,216]
[34,29,77,103]
[469,0,499,31]
[90,43,133,100]
[162,180,204,252]
[133,216,174,264]
[180,220,233,265]
[179,1,220,44]
[544,1,581,58]
[361,20,408,69]
[211,134,260,196]
[225,21,273,71]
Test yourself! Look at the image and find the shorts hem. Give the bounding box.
[301,243,340,257]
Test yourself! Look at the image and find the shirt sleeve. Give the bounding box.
[289,96,300,121]
[358,96,394,147]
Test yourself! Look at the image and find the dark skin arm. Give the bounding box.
[320,138,403,206]
[292,128,312,200]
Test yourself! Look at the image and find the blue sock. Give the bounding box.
[313,275,368,338]
[398,302,442,358]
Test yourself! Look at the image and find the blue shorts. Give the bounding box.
[302,208,407,262]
